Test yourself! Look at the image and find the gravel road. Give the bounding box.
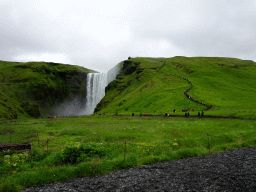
[22,146,256,192]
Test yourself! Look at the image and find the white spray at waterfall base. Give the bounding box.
[54,62,122,116]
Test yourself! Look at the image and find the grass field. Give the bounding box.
[0,115,256,191]
[96,57,256,119]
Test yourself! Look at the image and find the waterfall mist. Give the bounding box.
[54,62,122,116]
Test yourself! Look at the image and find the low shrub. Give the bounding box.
[2,153,29,167]
[51,152,64,166]
[29,149,48,162]
[62,142,107,164]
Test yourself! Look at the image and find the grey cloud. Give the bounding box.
[0,0,256,72]
[128,0,256,60]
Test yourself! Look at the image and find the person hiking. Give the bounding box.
[198,112,200,118]
[201,111,204,118]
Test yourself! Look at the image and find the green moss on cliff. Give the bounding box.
[0,61,96,119]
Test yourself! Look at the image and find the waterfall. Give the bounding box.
[85,73,108,115]
[84,62,122,115]
[54,62,122,116]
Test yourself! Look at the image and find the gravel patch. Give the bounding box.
[22,146,256,192]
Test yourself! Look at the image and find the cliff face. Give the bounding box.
[0,61,96,119]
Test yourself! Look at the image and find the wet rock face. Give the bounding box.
[122,60,140,75]
[43,71,89,117]
[26,70,88,117]
[21,101,40,118]
[64,71,88,98]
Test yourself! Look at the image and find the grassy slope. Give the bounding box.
[0,61,96,119]
[97,57,256,119]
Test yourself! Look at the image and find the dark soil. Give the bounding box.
[22,146,256,192]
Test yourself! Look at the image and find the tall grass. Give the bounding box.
[0,116,255,191]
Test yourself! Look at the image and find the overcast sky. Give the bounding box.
[1,0,256,73]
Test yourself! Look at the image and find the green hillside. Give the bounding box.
[0,60,96,119]
[96,56,256,119]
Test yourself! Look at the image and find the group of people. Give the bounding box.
[185,110,204,118]
[173,74,211,110]
[184,90,206,105]
[179,75,207,106]
[131,110,205,118]
[182,108,194,112]
[198,111,204,118]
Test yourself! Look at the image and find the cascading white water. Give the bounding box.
[85,73,108,115]
[84,62,122,115]
[54,62,122,116]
